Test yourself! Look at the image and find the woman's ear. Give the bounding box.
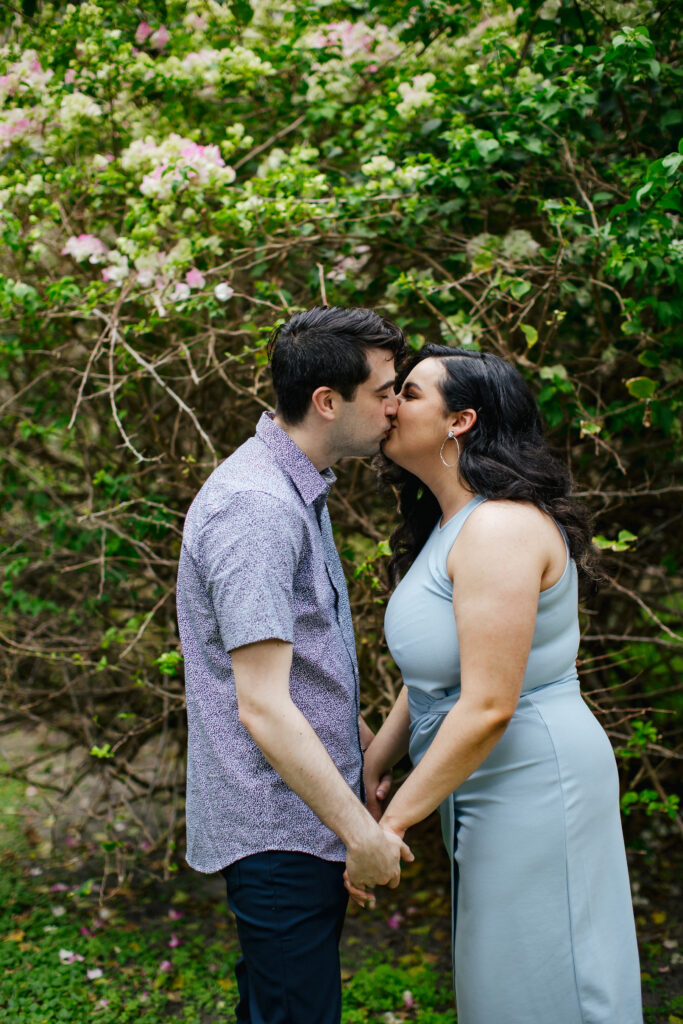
[450,408,477,437]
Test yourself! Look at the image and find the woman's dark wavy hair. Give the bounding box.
[379,345,598,586]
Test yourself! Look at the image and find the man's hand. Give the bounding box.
[345,821,413,907]
[364,751,393,822]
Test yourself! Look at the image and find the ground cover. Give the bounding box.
[0,755,681,1023]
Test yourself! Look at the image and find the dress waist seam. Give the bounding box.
[409,671,579,720]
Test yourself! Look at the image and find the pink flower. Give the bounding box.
[168,908,184,920]
[50,883,69,892]
[150,25,170,50]
[135,21,153,44]
[187,14,208,32]
[87,967,103,980]
[64,69,76,84]
[168,933,182,948]
[159,960,172,973]
[386,912,404,930]
[185,268,205,289]
[403,990,415,1009]
[61,234,107,264]
[81,926,94,938]
[95,999,109,1009]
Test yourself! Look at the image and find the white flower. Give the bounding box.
[59,948,84,963]
[59,91,102,131]
[539,0,562,17]
[101,250,130,284]
[87,968,104,980]
[172,282,191,302]
[257,147,287,177]
[214,283,234,301]
[123,133,235,199]
[394,165,428,188]
[501,229,540,261]
[134,249,166,286]
[396,73,436,120]
[361,155,396,177]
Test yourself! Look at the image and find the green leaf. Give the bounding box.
[634,182,653,205]
[625,376,657,399]
[509,279,532,300]
[662,152,683,176]
[520,323,538,346]
[637,350,660,368]
[90,744,114,759]
[593,530,637,551]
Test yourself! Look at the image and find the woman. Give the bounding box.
[352,346,643,1024]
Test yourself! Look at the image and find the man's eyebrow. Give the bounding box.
[374,379,397,393]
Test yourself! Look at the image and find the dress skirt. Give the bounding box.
[409,679,643,1024]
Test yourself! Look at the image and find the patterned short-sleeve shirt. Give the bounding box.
[177,412,363,873]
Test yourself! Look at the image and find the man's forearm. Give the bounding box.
[242,699,375,849]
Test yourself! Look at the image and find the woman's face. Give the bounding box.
[382,357,455,473]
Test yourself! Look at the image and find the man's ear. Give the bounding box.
[310,385,338,422]
[450,407,477,437]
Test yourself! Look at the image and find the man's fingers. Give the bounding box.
[376,772,392,800]
[366,797,382,823]
[387,869,401,890]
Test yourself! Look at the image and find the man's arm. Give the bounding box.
[231,638,413,889]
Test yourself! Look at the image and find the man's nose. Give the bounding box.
[385,390,399,416]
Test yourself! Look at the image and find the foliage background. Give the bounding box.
[0,0,681,876]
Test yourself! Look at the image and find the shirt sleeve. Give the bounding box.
[194,490,303,652]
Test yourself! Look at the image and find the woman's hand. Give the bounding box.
[379,813,406,841]
[343,868,375,909]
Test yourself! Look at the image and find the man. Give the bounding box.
[177,306,412,1024]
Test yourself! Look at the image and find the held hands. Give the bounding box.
[344,820,413,909]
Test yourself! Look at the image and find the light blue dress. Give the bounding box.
[384,496,643,1024]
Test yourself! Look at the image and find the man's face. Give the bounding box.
[332,348,398,458]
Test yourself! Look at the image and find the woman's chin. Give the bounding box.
[380,436,404,466]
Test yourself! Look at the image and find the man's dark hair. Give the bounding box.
[267,306,406,425]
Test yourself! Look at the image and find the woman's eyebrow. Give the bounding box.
[402,380,423,392]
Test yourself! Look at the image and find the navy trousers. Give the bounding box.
[221,851,348,1024]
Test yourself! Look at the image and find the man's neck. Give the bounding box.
[272,413,333,473]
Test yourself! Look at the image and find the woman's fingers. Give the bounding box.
[343,869,376,907]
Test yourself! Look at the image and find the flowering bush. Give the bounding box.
[0,0,681,871]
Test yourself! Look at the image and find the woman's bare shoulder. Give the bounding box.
[466,498,550,534]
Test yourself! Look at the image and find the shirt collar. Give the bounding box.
[255,412,336,506]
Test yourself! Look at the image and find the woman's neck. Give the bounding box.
[426,470,476,526]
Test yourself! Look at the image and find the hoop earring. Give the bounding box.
[439,431,460,468]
